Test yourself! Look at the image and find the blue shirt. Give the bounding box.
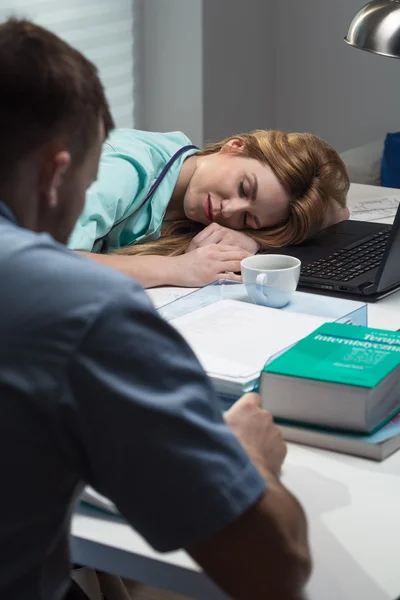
[68,129,199,252]
[0,203,265,599]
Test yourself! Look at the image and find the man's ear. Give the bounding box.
[220,138,245,155]
[40,151,71,209]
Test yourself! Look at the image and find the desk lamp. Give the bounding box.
[345,0,400,58]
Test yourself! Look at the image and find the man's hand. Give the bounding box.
[170,244,251,287]
[224,393,287,477]
[186,223,260,255]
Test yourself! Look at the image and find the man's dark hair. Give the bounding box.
[0,18,114,184]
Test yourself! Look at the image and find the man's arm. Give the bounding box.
[69,284,310,599]
[188,395,311,600]
[188,474,310,600]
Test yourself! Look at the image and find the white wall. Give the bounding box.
[202,0,275,143]
[275,0,400,151]
[137,0,397,152]
[136,0,274,147]
[136,0,203,146]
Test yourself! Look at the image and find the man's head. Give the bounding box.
[0,18,114,243]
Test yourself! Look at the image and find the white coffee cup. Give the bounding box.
[241,254,301,308]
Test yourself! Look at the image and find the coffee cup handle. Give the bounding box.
[255,273,269,303]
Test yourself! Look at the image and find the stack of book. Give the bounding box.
[278,414,400,461]
[260,322,400,461]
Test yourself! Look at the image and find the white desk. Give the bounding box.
[71,183,400,600]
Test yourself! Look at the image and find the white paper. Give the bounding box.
[170,299,330,381]
[80,486,118,515]
[349,195,400,222]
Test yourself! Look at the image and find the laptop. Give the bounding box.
[266,206,400,302]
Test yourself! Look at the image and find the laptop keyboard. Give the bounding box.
[301,229,391,282]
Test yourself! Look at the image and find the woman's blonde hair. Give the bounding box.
[115,130,350,257]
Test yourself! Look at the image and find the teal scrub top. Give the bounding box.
[68,129,199,252]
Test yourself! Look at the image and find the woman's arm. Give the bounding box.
[78,244,251,288]
[78,252,177,288]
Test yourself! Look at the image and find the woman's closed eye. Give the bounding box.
[239,179,260,229]
[239,181,249,227]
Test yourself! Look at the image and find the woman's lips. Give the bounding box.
[204,194,214,221]
[204,194,213,221]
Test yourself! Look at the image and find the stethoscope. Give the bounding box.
[95,144,198,254]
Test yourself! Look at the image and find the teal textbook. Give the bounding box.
[260,322,400,432]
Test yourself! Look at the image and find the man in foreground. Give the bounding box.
[0,18,311,600]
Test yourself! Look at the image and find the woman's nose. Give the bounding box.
[221,198,248,218]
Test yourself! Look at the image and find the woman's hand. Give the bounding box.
[186,223,260,255]
[170,244,252,287]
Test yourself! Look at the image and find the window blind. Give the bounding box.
[0,0,135,127]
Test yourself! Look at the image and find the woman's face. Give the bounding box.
[183,140,290,230]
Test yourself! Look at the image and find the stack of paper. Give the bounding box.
[170,299,331,397]
[349,195,400,222]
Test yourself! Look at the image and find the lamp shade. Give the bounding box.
[345,0,400,58]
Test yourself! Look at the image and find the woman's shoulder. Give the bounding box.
[104,128,194,158]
